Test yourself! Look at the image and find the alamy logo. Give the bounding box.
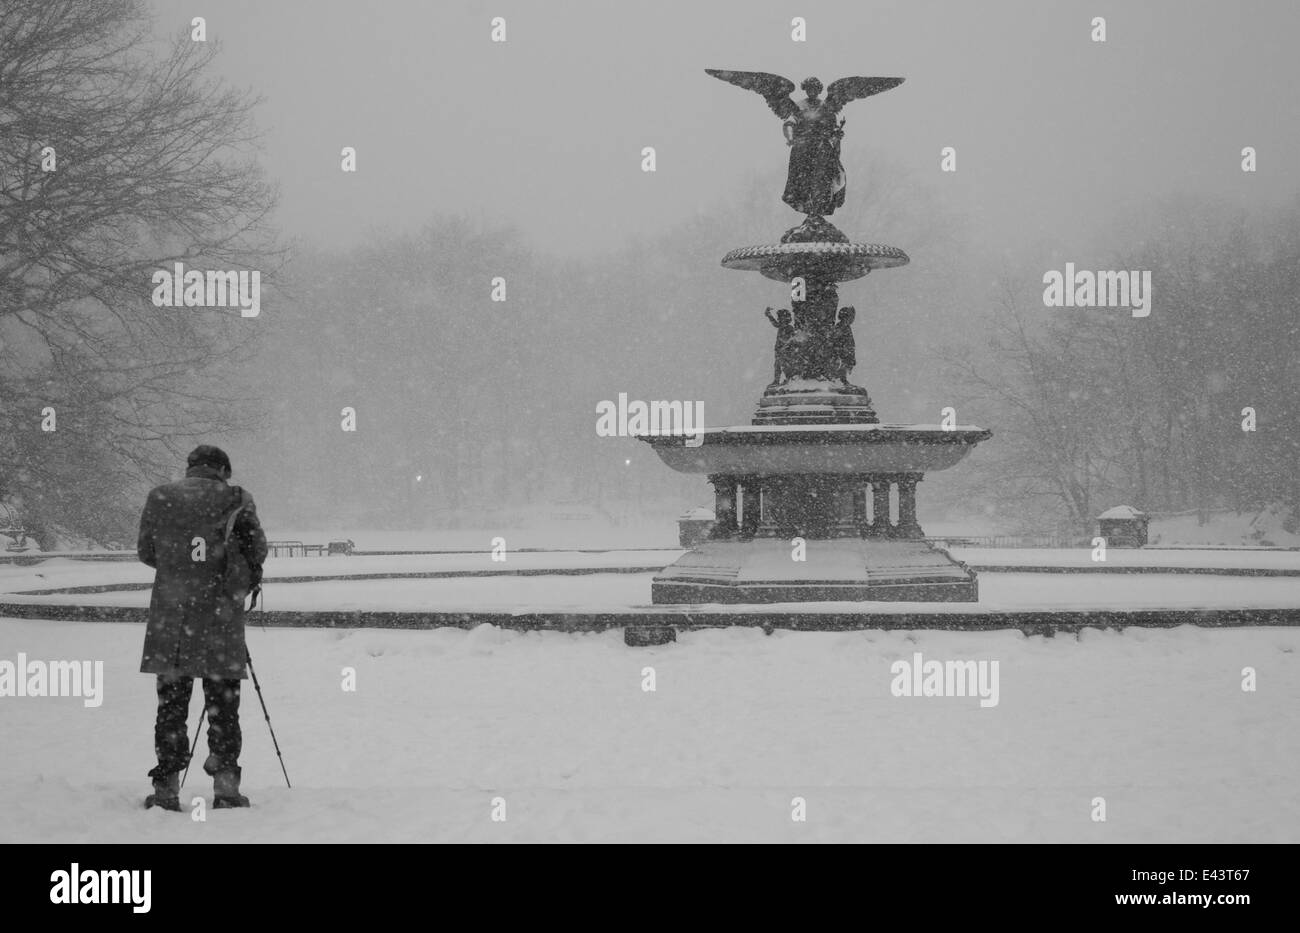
[1042,263,1151,318]
[151,262,261,317]
[0,653,103,707]
[889,652,999,708]
[50,863,150,913]
[596,393,704,446]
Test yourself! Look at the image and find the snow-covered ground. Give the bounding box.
[271,518,683,551]
[4,534,1295,842]
[1148,506,1300,548]
[0,551,684,597]
[948,547,1300,571]
[4,546,1299,601]
[0,618,1295,842]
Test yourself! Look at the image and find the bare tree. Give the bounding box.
[946,196,1300,536]
[945,270,1126,534]
[0,0,282,544]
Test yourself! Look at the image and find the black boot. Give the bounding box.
[213,767,250,809]
[144,772,182,812]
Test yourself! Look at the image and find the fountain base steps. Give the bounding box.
[650,537,979,604]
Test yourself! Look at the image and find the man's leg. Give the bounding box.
[202,678,249,807]
[201,678,242,771]
[145,674,193,810]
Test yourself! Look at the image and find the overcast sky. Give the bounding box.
[149,0,1300,258]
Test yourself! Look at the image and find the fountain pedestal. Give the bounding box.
[641,424,989,603]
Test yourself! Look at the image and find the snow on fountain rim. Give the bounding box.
[638,423,990,436]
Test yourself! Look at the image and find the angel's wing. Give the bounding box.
[705,69,798,119]
[825,76,904,113]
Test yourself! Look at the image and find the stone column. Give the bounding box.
[897,474,922,538]
[708,474,738,538]
[871,476,892,537]
[852,482,868,533]
[739,475,762,539]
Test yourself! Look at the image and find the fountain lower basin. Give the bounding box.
[639,423,991,475]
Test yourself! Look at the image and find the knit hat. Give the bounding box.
[186,445,232,474]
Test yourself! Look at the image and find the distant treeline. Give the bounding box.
[944,195,1300,534]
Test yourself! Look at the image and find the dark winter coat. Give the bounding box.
[137,464,269,679]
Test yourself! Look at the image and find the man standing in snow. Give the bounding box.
[137,445,268,811]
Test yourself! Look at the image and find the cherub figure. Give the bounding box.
[765,306,797,386]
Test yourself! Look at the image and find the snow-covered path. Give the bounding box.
[2,618,1296,842]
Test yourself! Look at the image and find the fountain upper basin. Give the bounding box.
[721,241,911,283]
[638,423,991,475]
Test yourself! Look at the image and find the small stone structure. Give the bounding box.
[1098,506,1148,548]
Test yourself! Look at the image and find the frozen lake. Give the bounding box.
[4,573,1300,615]
[3,550,1300,615]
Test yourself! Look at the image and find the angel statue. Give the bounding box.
[705,70,903,219]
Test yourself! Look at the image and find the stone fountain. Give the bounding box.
[639,68,991,604]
